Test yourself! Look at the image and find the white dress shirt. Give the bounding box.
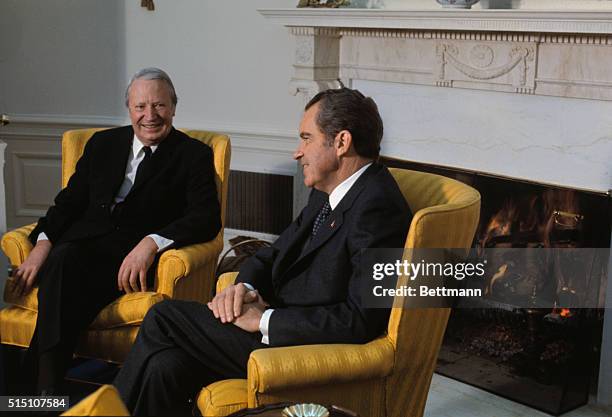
[256,162,373,344]
[38,135,174,252]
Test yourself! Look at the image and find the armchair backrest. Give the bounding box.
[62,128,107,188]
[385,168,480,417]
[61,128,231,226]
[182,130,231,227]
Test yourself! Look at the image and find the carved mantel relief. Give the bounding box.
[267,7,612,101]
[290,27,611,100]
[435,42,536,93]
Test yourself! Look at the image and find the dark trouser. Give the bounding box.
[114,299,266,416]
[25,232,141,392]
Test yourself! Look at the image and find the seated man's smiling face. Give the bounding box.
[128,79,176,146]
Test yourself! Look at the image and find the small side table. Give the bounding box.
[227,402,359,417]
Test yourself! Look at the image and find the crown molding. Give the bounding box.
[258,8,612,34]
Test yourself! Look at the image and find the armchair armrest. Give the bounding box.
[1,223,36,266]
[216,272,239,293]
[1,225,223,303]
[61,384,129,416]
[247,337,395,399]
[156,234,223,301]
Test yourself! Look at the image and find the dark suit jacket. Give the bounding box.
[30,126,221,249]
[237,163,411,347]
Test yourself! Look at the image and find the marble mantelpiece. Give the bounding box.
[260,8,612,193]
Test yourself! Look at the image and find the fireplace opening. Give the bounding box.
[381,156,610,415]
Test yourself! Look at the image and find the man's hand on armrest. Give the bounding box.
[118,236,158,293]
[13,239,52,296]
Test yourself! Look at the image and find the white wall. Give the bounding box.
[0,0,302,175]
[123,0,301,174]
[0,0,126,118]
[124,0,301,135]
[0,0,303,126]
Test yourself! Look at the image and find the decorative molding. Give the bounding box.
[259,8,612,34]
[469,44,494,68]
[273,11,612,101]
[11,151,61,218]
[288,26,342,102]
[7,113,124,126]
[536,78,612,89]
[541,33,612,44]
[436,42,535,91]
[339,28,545,42]
[289,26,341,37]
[296,37,315,65]
[330,27,612,100]
[339,28,612,44]
[3,115,298,176]
[0,114,124,140]
[341,63,430,75]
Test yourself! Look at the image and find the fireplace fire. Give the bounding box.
[381,156,609,415]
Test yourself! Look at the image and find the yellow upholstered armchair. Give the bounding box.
[197,168,481,417]
[61,385,129,416]
[0,128,230,363]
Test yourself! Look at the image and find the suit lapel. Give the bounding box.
[128,128,179,195]
[272,193,324,284]
[282,163,381,276]
[105,128,133,202]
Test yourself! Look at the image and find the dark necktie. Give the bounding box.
[311,200,331,237]
[112,146,152,223]
[133,146,152,187]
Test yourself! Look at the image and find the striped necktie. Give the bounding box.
[311,200,331,237]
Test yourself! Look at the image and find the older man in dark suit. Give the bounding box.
[11,68,221,395]
[114,88,411,416]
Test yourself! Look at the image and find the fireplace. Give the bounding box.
[381,156,610,415]
[260,5,612,411]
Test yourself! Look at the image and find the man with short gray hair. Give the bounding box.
[11,67,221,396]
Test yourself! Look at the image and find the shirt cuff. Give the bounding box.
[147,234,174,253]
[259,308,274,345]
[37,232,49,242]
